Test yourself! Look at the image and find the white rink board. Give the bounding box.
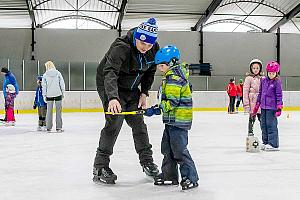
[0,91,299,110]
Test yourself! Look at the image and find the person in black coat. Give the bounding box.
[93,18,160,184]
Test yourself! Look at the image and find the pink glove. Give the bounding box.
[275,105,283,117]
[251,103,260,117]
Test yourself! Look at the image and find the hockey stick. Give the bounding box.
[105,110,145,115]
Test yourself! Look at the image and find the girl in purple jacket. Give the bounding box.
[252,61,283,151]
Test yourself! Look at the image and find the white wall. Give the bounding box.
[0,29,31,59]
[204,32,277,76]
[0,28,299,92]
[0,91,299,111]
[0,28,300,76]
[281,33,300,76]
[35,29,119,62]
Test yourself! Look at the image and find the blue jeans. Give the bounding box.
[260,109,279,148]
[236,96,243,108]
[160,125,199,183]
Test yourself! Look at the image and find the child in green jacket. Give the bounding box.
[144,45,199,190]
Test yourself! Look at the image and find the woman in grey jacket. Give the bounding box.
[42,61,65,132]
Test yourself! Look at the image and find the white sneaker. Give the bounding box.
[260,144,266,150]
[37,126,42,131]
[264,144,280,151]
[56,129,64,133]
[41,126,47,131]
[5,121,15,126]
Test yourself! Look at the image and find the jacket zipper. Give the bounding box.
[265,79,270,108]
[131,54,143,90]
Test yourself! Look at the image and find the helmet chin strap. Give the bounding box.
[169,59,179,67]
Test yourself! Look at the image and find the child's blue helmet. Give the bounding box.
[155,45,180,65]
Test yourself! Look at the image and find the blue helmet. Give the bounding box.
[155,45,180,65]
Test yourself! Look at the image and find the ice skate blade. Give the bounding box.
[145,172,158,178]
[93,176,116,184]
[143,168,159,178]
[181,182,199,190]
[264,148,280,152]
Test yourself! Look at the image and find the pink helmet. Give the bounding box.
[266,61,280,72]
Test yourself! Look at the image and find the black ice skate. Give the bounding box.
[142,162,159,177]
[93,167,117,184]
[180,177,198,190]
[154,173,179,186]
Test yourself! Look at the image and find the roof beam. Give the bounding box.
[192,0,223,31]
[34,8,119,12]
[220,1,285,15]
[214,13,282,18]
[231,0,263,33]
[0,7,27,11]
[98,0,119,11]
[33,0,52,9]
[39,15,113,29]
[26,0,36,27]
[268,3,300,32]
[204,18,264,32]
[126,11,204,15]
[116,0,128,29]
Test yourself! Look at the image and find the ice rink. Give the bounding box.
[0,111,299,200]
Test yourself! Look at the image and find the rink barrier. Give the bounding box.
[1,107,300,115]
[0,91,300,113]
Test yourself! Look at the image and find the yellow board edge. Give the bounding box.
[1,107,300,114]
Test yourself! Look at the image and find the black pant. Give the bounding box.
[94,87,153,169]
[248,113,261,136]
[229,96,236,113]
[38,106,47,126]
[236,96,243,108]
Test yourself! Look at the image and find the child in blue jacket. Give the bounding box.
[33,76,47,131]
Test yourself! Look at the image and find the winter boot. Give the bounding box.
[154,173,179,186]
[180,177,198,190]
[142,162,159,177]
[93,167,117,184]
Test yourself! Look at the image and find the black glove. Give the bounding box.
[33,104,37,109]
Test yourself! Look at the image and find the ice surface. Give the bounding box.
[0,112,300,200]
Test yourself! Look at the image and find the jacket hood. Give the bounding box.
[45,68,59,77]
[164,63,189,81]
[126,28,136,45]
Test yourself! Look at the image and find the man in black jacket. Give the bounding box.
[93,18,160,184]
